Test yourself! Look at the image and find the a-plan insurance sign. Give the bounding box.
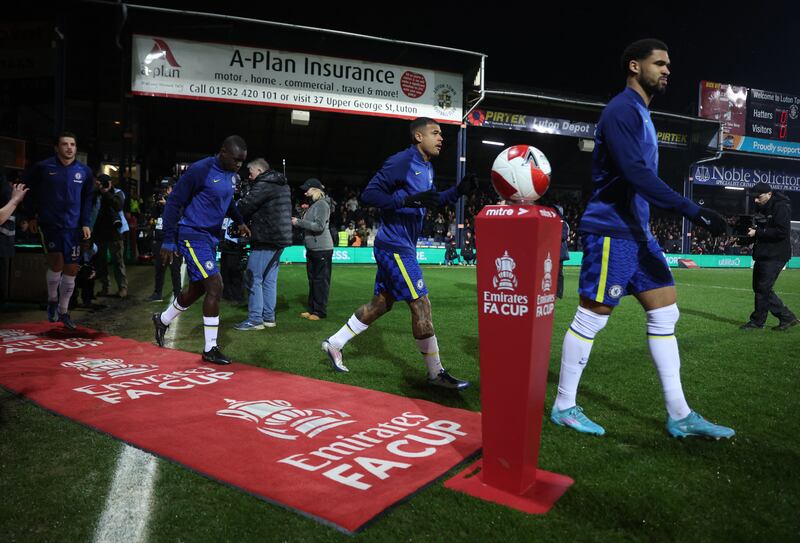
[131,35,463,124]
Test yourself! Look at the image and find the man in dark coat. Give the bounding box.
[235,158,292,330]
[740,182,798,331]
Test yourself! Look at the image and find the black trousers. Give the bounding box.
[153,239,183,299]
[750,259,796,325]
[221,249,245,302]
[306,249,333,318]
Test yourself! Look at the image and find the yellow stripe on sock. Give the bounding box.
[647,334,676,340]
[185,240,209,279]
[568,329,594,343]
[595,236,611,303]
[394,253,419,300]
[345,324,357,336]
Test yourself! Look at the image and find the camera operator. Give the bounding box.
[146,178,183,302]
[94,174,128,298]
[740,182,798,331]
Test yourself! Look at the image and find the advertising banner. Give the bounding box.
[131,35,463,123]
[699,80,747,136]
[466,109,595,138]
[699,80,800,158]
[280,246,446,264]
[268,247,800,268]
[467,109,687,147]
[690,164,800,192]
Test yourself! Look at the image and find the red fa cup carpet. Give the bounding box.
[0,323,482,533]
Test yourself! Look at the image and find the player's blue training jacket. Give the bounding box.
[579,87,700,241]
[25,156,94,230]
[161,156,244,246]
[361,145,459,254]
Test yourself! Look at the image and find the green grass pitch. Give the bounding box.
[1,264,798,542]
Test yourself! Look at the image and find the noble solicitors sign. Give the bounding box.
[131,35,463,124]
[690,164,800,192]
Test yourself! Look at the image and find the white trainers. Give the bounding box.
[321,340,348,372]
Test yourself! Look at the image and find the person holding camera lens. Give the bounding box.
[93,173,128,299]
[740,182,798,331]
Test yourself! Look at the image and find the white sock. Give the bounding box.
[328,314,368,350]
[46,270,62,303]
[416,335,443,378]
[203,316,219,352]
[647,304,691,420]
[555,306,609,411]
[161,299,188,325]
[58,275,76,315]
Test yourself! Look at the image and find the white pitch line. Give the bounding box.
[93,262,187,543]
[92,445,159,543]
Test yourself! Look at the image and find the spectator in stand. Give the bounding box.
[461,237,476,265]
[345,220,356,246]
[444,239,459,266]
[433,213,446,242]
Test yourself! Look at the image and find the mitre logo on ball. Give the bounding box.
[491,145,551,203]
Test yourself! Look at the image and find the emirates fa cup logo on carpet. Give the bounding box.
[542,252,553,292]
[0,329,38,343]
[61,356,159,381]
[217,399,356,440]
[493,251,518,291]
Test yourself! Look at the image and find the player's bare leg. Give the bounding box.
[408,295,469,390]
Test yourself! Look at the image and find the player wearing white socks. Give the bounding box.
[24,132,94,330]
[322,117,478,389]
[152,136,251,364]
[551,39,734,439]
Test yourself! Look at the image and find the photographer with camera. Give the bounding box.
[94,173,128,299]
[740,182,798,331]
[146,178,183,303]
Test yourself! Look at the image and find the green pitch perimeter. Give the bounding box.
[2,265,798,542]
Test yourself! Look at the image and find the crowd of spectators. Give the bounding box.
[12,174,773,259]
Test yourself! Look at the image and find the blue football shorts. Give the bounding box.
[373,247,428,302]
[41,226,81,264]
[578,234,674,306]
[178,234,219,283]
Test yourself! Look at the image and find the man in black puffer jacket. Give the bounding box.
[235,158,292,330]
[740,182,798,331]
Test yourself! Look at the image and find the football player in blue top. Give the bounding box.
[322,117,477,389]
[550,39,735,440]
[152,135,251,365]
[24,132,94,330]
